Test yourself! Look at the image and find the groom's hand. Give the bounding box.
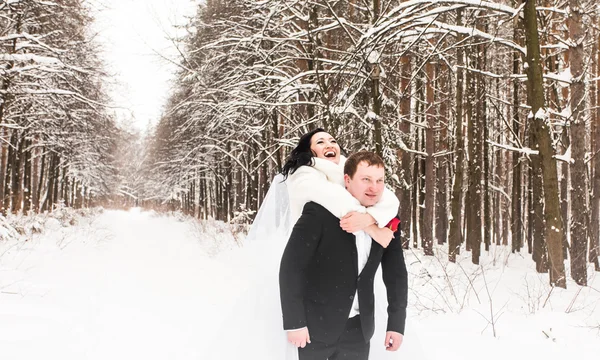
[384,331,403,351]
[287,327,311,348]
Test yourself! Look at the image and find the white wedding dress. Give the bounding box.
[204,173,427,360]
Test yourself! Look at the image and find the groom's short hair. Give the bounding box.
[344,151,385,178]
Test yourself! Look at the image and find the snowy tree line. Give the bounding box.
[0,0,126,215]
[146,0,600,288]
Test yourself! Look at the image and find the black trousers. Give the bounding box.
[298,316,369,360]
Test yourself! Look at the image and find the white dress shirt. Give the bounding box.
[348,230,372,318]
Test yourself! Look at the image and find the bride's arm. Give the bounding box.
[365,187,400,227]
[287,165,366,219]
[288,165,397,248]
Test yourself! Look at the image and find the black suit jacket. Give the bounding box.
[279,202,408,344]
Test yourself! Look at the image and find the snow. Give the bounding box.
[560,105,572,119]
[367,50,380,64]
[554,145,574,164]
[384,0,518,19]
[547,67,572,87]
[535,108,549,120]
[0,53,63,65]
[366,110,379,120]
[0,209,239,359]
[426,21,526,55]
[1,209,599,360]
[487,140,539,156]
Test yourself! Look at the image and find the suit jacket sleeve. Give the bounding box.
[381,220,408,334]
[366,187,400,228]
[279,202,323,330]
[287,165,366,219]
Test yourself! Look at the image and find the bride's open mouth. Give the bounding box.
[324,151,336,158]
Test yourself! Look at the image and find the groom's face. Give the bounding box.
[344,161,385,207]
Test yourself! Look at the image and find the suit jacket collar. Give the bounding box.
[350,232,358,275]
[354,233,384,278]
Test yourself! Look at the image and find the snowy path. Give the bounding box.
[0,209,246,359]
[1,209,599,360]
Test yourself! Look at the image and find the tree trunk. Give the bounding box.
[0,11,17,215]
[530,135,547,272]
[31,141,39,212]
[423,61,435,256]
[397,54,412,249]
[52,157,60,210]
[4,131,17,214]
[436,65,449,245]
[11,135,23,213]
[591,28,600,271]
[83,186,89,209]
[418,86,426,251]
[22,138,31,213]
[191,177,196,217]
[0,128,8,214]
[260,130,270,211]
[555,56,571,261]
[372,65,383,156]
[568,0,589,285]
[250,150,259,214]
[61,170,68,207]
[449,10,466,262]
[467,51,482,265]
[234,166,243,215]
[494,133,501,245]
[372,0,383,156]
[412,122,420,249]
[43,153,56,212]
[511,15,523,253]
[479,40,491,252]
[502,142,511,246]
[523,0,566,288]
[70,178,76,209]
[74,180,81,209]
[37,151,46,212]
[199,178,206,220]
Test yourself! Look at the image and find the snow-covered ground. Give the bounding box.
[1,209,599,359]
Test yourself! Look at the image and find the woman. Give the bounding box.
[281,128,399,247]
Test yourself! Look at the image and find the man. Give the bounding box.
[279,151,408,360]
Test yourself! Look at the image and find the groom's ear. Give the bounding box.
[344,173,351,185]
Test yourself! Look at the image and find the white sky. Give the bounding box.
[88,0,200,131]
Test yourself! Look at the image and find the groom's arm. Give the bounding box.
[380,220,408,334]
[279,202,323,330]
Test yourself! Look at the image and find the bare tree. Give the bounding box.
[568,0,590,286]
[522,0,566,287]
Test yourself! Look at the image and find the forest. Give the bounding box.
[0,0,128,214]
[2,0,599,289]
[146,0,600,288]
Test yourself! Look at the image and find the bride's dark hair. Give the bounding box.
[281,128,326,180]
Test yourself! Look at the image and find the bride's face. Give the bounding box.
[310,132,341,164]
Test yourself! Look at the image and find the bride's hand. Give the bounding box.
[340,212,376,233]
[365,225,394,248]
